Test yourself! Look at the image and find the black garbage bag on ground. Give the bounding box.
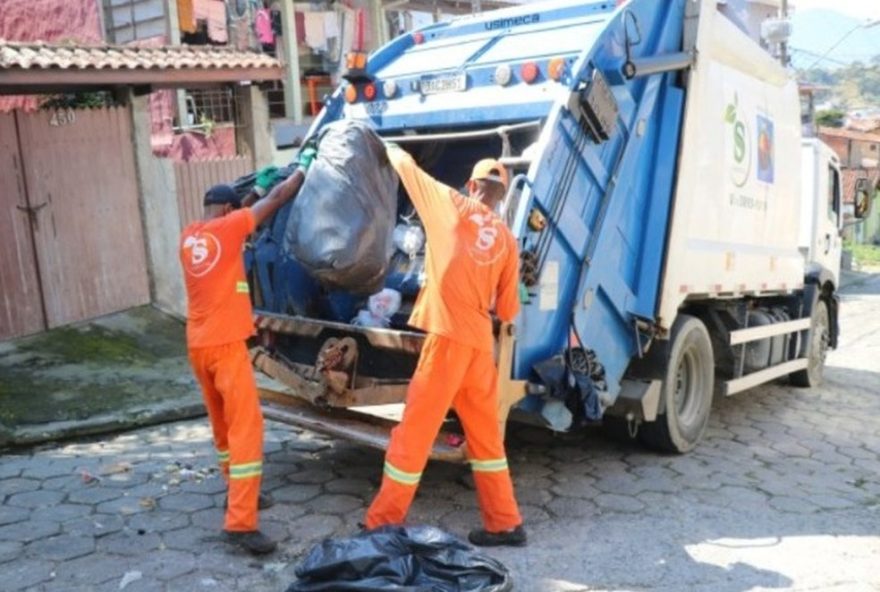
[284,120,399,295]
[286,525,513,592]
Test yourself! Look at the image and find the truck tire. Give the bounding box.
[638,315,714,454]
[790,299,829,388]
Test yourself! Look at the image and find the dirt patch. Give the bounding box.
[0,306,202,446]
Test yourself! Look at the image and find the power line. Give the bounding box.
[789,47,851,67]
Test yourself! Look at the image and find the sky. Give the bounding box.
[791,0,880,21]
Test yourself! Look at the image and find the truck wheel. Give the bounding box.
[639,315,714,454]
[790,299,829,388]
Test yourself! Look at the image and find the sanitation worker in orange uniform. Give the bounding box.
[180,149,315,555]
[365,145,527,547]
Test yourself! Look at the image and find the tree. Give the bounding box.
[815,109,846,127]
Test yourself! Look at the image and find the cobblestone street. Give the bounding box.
[2,275,879,592]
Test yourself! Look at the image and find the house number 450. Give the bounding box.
[49,108,76,127]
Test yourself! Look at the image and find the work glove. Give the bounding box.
[296,137,319,174]
[253,166,280,196]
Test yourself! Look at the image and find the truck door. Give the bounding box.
[813,163,843,282]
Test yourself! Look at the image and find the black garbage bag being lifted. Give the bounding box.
[284,120,399,295]
[286,525,513,592]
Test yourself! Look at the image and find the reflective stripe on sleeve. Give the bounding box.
[236,281,250,294]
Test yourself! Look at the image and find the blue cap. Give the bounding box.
[203,184,241,208]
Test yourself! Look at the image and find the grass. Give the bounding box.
[846,242,880,266]
[0,306,194,429]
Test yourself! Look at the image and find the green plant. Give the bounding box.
[40,92,114,110]
[815,108,846,128]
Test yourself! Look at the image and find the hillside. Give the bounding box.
[798,58,880,111]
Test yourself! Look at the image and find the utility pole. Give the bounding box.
[780,0,789,67]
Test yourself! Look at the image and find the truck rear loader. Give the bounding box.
[246,0,871,458]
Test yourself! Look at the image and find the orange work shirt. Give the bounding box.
[387,146,520,353]
[180,208,256,348]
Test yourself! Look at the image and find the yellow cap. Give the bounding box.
[469,158,509,190]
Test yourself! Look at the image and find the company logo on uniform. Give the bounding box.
[183,232,222,277]
[467,212,506,265]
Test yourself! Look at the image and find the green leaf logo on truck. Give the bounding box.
[724,93,751,188]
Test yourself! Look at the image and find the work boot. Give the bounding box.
[224,492,275,511]
[468,525,527,547]
[222,530,277,555]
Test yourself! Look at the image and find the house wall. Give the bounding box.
[852,140,880,168]
[0,0,102,113]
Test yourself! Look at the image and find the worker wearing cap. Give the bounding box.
[180,149,315,555]
[364,145,526,547]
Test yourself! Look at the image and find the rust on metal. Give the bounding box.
[259,387,466,463]
[254,311,426,354]
[252,347,409,408]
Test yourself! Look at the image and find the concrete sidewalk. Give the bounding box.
[0,306,203,448]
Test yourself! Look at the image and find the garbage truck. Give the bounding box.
[245,0,872,457]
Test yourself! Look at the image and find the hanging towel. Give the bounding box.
[178,0,196,33]
[295,11,306,45]
[255,8,275,45]
[205,0,228,43]
[194,0,228,43]
[323,12,339,40]
[304,11,327,51]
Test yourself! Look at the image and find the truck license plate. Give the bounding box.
[420,73,466,95]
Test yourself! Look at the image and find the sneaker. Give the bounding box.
[224,492,275,511]
[468,525,527,547]
[222,530,277,555]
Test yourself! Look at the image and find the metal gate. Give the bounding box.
[0,107,150,340]
[0,113,45,339]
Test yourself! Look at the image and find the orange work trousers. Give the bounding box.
[188,341,264,532]
[365,334,522,533]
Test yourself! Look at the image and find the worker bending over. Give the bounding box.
[179,149,315,555]
[365,145,527,547]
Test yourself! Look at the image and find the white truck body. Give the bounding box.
[659,0,808,328]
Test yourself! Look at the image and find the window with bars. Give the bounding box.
[185,87,239,127]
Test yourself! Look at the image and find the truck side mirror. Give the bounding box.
[854,178,873,220]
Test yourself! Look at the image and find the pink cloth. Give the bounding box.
[255,8,274,45]
[194,0,228,43]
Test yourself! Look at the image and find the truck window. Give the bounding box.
[828,165,841,223]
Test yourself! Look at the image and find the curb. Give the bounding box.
[1,401,206,450]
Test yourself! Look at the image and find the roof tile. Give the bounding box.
[0,39,281,72]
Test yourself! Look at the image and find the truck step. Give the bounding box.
[259,387,466,463]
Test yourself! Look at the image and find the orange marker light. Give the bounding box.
[345,85,358,103]
[363,83,377,101]
[521,62,539,84]
[413,32,425,44]
[548,57,565,81]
